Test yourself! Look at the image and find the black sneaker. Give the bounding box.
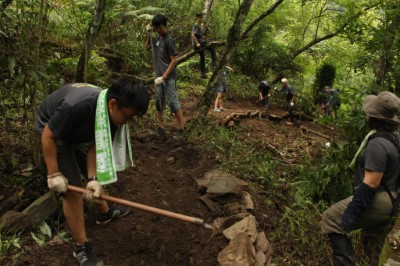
[73,242,104,266]
[155,126,166,136]
[96,204,131,225]
[172,128,186,140]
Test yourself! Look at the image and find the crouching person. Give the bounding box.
[320,92,400,265]
[35,79,149,265]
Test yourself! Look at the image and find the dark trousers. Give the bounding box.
[197,44,217,75]
[260,91,270,108]
[286,95,294,122]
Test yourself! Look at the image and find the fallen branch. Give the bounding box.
[263,141,284,157]
[300,125,331,140]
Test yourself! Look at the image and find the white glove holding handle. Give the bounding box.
[47,172,68,194]
[146,23,153,31]
[154,76,164,85]
[84,180,102,203]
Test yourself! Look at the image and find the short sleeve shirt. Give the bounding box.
[258,81,271,94]
[192,23,205,43]
[219,71,228,90]
[35,83,101,143]
[357,133,400,192]
[152,34,178,79]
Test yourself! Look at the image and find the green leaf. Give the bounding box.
[8,56,16,77]
[39,222,52,238]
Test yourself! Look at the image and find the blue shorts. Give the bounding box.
[155,79,181,113]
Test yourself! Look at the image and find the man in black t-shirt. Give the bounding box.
[35,79,149,266]
[191,12,218,79]
[258,80,272,108]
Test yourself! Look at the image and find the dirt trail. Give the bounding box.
[2,99,337,266]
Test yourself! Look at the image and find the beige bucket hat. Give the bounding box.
[363,92,400,124]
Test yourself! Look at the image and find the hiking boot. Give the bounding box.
[96,204,131,225]
[214,108,221,112]
[73,242,104,266]
[155,127,166,136]
[173,128,186,140]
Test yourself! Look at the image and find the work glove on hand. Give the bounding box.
[290,102,294,106]
[273,87,278,91]
[84,180,102,204]
[47,172,68,194]
[196,43,201,48]
[341,182,376,231]
[146,23,153,31]
[154,76,164,85]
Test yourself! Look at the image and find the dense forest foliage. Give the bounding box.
[1,0,400,264]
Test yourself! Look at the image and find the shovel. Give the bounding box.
[67,185,213,230]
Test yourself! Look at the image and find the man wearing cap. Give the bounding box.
[191,12,218,79]
[275,78,295,123]
[320,92,400,265]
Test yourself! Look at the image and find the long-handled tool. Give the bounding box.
[67,185,213,230]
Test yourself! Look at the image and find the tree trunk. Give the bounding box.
[192,0,255,124]
[379,216,400,265]
[373,3,400,91]
[203,0,214,23]
[74,0,106,83]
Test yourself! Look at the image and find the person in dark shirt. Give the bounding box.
[191,12,218,79]
[35,79,149,266]
[213,66,233,112]
[321,92,400,265]
[276,78,295,123]
[322,85,341,119]
[145,14,185,137]
[258,80,272,108]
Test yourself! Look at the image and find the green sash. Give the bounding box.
[349,129,377,168]
[95,89,133,185]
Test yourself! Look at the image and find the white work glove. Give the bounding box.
[290,102,294,106]
[47,172,68,194]
[154,76,164,85]
[273,87,278,91]
[267,93,271,97]
[84,180,102,203]
[146,23,153,31]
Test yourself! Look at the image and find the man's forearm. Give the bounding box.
[42,126,59,174]
[162,57,177,79]
[86,143,97,178]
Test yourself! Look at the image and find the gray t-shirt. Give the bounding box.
[192,23,205,44]
[35,83,101,143]
[357,132,400,192]
[152,34,178,79]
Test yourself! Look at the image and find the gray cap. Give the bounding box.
[363,92,400,124]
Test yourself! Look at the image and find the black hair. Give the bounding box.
[196,13,204,18]
[107,79,149,116]
[152,14,168,27]
[368,117,399,132]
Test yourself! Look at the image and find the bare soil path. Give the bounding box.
[1,97,337,266]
